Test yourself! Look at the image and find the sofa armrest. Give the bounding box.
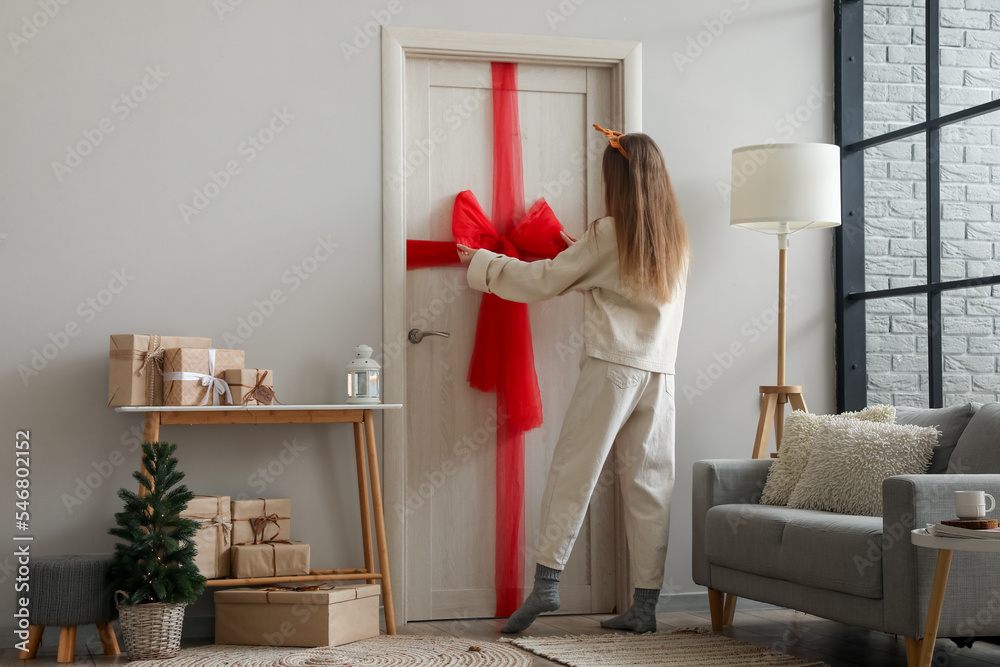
[692,459,774,588]
[883,474,1000,638]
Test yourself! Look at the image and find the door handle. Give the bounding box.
[408,329,451,344]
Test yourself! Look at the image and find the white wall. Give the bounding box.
[0,0,833,643]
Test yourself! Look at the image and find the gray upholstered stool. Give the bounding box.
[18,554,119,663]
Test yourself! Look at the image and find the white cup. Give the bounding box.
[955,490,996,520]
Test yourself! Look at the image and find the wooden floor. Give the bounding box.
[6,609,1000,666]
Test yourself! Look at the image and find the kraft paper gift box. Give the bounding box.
[108,334,212,406]
[181,495,232,579]
[161,347,245,406]
[214,583,380,647]
[231,498,291,545]
[225,368,275,406]
[230,541,311,579]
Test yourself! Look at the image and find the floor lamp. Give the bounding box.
[730,143,842,459]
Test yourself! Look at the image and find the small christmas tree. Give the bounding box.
[108,442,206,605]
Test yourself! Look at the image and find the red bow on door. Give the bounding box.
[405,62,569,616]
[408,190,567,429]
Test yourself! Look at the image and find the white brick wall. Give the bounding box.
[863,0,1000,407]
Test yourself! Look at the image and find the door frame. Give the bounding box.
[381,26,642,624]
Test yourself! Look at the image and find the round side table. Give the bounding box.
[910,528,1000,667]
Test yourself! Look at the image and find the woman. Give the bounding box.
[458,125,689,634]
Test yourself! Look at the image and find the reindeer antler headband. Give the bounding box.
[593,123,629,159]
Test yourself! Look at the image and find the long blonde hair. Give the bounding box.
[602,133,690,304]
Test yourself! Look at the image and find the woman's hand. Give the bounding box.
[457,244,475,266]
[560,231,578,247]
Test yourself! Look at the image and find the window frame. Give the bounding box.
[834,0,1000,411]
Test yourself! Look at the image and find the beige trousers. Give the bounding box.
[533,356,675,590]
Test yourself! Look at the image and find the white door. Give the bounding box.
[402,57,620,621]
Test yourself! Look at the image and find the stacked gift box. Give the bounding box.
[230,497,310,579]
[180,497,310,580]
[215,583,381,647]
[181,497,379,647]
[184,495,232,579]
[108,333,277,407]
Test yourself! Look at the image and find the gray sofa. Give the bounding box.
[693,403,1000,664]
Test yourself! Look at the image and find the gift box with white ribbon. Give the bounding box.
[162,347,244,405]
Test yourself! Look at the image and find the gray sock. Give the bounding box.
[501,564,561,633]
[600,588,659,633]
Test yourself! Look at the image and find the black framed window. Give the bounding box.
[835,0,1000,411]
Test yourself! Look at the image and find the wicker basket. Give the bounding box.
[115,591,187,660]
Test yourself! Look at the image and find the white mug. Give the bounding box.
[955,490,996,520]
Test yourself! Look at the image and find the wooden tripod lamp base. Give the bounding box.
[752,385,808,459]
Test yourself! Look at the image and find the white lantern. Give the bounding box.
[346,344,381,404]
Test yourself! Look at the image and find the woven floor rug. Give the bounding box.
[125,636,530,666]
[509,628,831,667]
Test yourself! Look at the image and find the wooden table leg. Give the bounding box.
[139,412,160,498]
[354,421,376,585]
[919,548,953,667]
[364,410,396,634]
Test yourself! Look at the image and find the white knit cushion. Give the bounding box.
[786,418,939,516]
[759,405,896,506]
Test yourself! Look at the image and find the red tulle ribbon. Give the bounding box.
[405,62,567,616]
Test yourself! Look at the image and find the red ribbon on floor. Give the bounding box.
[406,62,568,616]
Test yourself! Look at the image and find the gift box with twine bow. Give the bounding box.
[225,369,277,406]
[231,498,291,545]
[108,334,211,406]
[182,495,232,579]
[229,497,306,579]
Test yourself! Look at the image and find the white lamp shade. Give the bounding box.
[730,143,842,232]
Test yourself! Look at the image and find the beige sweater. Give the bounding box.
[466,216,686,374]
